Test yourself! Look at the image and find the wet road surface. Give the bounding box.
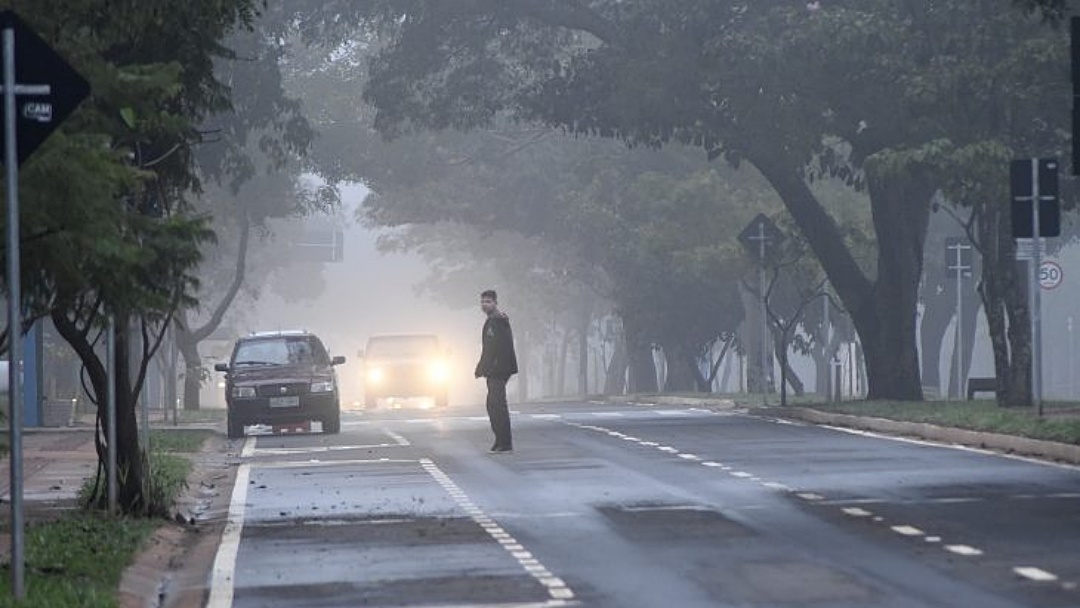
[208,400,1080,607]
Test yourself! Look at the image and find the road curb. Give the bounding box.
[767,407,1080,466]
[599,394,1080,466]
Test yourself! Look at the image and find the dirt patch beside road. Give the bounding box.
[120,433,245,608]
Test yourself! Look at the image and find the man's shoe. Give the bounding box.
[489,445,513,453]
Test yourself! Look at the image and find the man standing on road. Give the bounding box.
[475,289,518,453]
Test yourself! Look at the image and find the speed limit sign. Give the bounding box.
[1040,260,1064,290]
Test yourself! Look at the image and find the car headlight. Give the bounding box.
[429,361,450,382]
[232,386,255,398]
[367,368,384,384]
[310,380,335,393]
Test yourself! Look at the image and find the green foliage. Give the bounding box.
[79,450,192,518]
[0,513,157,607]
[149,429,213,453]
[142,452,193,518]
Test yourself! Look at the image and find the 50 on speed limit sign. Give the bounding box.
[1040,260,1064,290]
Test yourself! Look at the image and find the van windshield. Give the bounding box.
[366,335,438,358]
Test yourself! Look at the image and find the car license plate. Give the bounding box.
[269,396,300,408]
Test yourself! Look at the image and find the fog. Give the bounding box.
[211,182,488,409]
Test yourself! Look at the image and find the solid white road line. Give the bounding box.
[253,443,402,455]
[207,463,251,608]
[817,424,1080,471]
[240,436,256,458]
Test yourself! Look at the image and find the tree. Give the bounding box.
[298,0,1070,402]
[758,231,829,406]
[279,1,923,399]
[3,0,270,514]
[172,15,327,411]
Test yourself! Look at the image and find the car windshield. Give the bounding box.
[234,336,330,367]
[366,335,438,358]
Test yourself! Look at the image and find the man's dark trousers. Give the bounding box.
[486,376,512,449]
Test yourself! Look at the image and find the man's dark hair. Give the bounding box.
[480,289,498,301]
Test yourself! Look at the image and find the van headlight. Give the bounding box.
[367,368,384,384]
[310,380,335,393]
[232,386,256,398]
[429,361,449,382]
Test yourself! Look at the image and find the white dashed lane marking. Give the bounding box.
[945,545,985,556]
[890,525,924,537]
[567,416,1077,593]
[1014,567,1059,582]
[420,459,575,604]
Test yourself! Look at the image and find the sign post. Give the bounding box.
[945,237,972,399]
[738,214,784,406]
[0,10,89,599]
[1010,158,1059,417]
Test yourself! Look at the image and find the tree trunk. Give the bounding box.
[604,329,628,395]
[779,346,805,397]
[112,316,146,512]
[861,170,934,400]
[174,217,250,410]
[946,283,981,399]
[660,342,697,392]
[720,350,734,393]
[177,333,203,411]
[813,346,829,397]
[578,312,589,396]
[919,284,954,399]
[748,150,931,401]
[739,283,772,394]
[51,309,145,514]
[974,200,1031,406]
[770,326,805,405]
[556,328,570,397]
[624,315,657,393]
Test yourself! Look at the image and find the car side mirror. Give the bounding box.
[214,363,229,373]
[332,355,346,366]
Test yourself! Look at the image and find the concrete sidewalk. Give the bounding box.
[0,417,225,510]
[0,428,99,506]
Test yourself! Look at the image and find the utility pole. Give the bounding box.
[945,238,972,399]
[739,214,784,407]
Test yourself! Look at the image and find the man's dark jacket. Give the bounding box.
[475,312,518,379]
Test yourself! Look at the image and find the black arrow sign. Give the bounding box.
[0,11,90,165]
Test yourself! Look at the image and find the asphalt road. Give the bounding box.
[207,399,1080,608]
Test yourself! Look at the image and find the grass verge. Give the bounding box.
[0,430,212,605]
[782,399,1080,445]
[0,513,158,607]
[150,428,214,453]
